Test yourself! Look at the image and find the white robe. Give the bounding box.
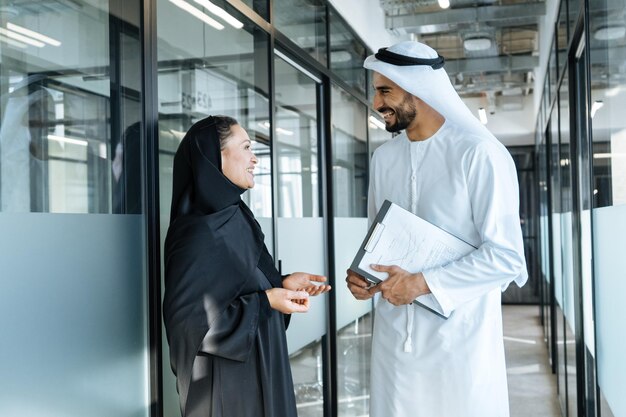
[368,120,527,417]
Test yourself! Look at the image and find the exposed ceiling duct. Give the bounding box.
[378,0,545,112]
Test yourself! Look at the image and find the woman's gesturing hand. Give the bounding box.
[283,272,331,296]
[265,288,310,314]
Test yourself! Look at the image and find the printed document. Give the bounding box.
[350,200,476,318]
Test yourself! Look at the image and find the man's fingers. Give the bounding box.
[368,284,382,295]
[346,269,365,280]
[346,274,370,288]
[370,263,398,273]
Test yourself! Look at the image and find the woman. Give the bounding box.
[163,115,330,417]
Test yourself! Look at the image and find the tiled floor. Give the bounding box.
[504,305,561,417]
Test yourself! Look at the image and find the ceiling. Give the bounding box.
[378,0,545,114]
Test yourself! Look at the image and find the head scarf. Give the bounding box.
[163,116,281,416]
[364,41,496,141]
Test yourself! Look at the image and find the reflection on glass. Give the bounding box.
[568,0,582,38]
[272,52,327,414]
[559,74,579,416]
[503,148,539,304]
[557,1,568,75]
[156,2,271,414]
[331,84,371,416]
[331,85,367,217]
[337,313,372,416]
[537,127,552,356]
[329,9,367,94]
[274,0,327,65]
[0,6,142,214]
[0,2,149,415]
[368,113,391,157]
[290,340,324,417]
[274,56,319,217]
[589,1,626,416]
[239,0,268,20]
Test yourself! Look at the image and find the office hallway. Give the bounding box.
[504,305,560,417]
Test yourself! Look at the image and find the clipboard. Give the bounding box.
[349,200,476,319]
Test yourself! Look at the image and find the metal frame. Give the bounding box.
[140,0,163,415]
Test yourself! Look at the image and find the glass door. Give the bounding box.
[273,50,329,417]
[572,34,598,417]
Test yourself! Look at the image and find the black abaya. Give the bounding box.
[163,116,297,417]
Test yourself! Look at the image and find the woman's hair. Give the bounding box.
[212,115,239,149]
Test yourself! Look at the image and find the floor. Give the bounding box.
[504,305,561,417]
[291,304,562,417]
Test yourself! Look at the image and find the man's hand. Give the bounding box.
[368,264,430,306]
[345,269,375,300]
[283,272,331,296]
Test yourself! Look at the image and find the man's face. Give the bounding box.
[372,72,417,133]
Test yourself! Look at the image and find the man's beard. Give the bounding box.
[382,94,417,133]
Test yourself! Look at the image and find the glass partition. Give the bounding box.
[557,0,568,76]
[330,84,371,416]
[368,112,391,156]
[272,52,329,416]
[559,69,580,416]
[589,1,626,415]
[328,8,367,95]
[549,99,567,414]
[0,1,149,415]
[156,2,271,414]
[274,0,327,65]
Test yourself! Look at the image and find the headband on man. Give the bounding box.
[374,47,445,69]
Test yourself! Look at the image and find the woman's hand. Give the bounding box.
[265,288,310,314]
[283,272,331,296]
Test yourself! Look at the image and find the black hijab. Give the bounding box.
[163,116,282,415]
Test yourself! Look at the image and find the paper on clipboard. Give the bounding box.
[350,200,476,319]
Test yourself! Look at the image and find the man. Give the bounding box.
[346,41,527,417]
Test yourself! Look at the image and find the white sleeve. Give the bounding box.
[367,151,379,227]
[422,141,528,316]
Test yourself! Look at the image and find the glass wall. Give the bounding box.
[589,1,626,416]
[273,52,329,416]
[329,9,367,95]
[0,1,149,415]
[330,83,371,416]
[503,146,540,304]
[156,1,271,414]
[1,0,384,416]
[274,0,327,65]
[536,2,626,417]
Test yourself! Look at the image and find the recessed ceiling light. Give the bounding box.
[464,37,492,51]
[594,25,626,41]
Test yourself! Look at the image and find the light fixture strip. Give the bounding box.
[438,0,450,9]
[0,27,45,47]
[7,23,61,46]
[0,33,27,49]
[276,127,294,136]
[193,0,243,29]
[169,0,224,30]
[368,115,386,130]
[47,134,89,147]
[478,107,488,125]
[590,100,604,119]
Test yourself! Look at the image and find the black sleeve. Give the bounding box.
[198,291,272,362]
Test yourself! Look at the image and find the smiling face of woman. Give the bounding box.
[220,124,257,189]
